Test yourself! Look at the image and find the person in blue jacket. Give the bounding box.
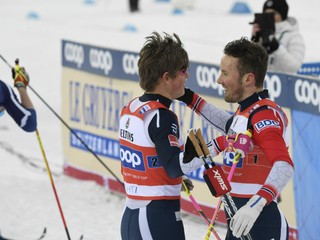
[0,65,37,132]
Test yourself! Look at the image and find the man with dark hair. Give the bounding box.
[119,31,194,240]
[0,65,37,132]
[251,0,305,73]
[178,37,294,239]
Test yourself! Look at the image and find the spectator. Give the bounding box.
[251,0,305,74]
[0,65,37,132]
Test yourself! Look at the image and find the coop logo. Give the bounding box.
[264,74,282,101]
[64,42,84,68]
[295,79,320,112]
[89,48,113,75]
[120,146,145,171]
[223,152,243,168]
[122,53,139,75]
[196,65,224,95]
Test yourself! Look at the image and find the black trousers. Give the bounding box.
[121,199,185,240]
[225,197,289,240]
[129,0,139,12]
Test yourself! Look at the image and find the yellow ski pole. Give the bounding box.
[36,128,72,240]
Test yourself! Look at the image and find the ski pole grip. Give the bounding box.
[188,129,204,157]
[195,128,211,157]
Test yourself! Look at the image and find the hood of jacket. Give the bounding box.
[275,17,300,34]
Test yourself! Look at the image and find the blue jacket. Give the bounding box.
[0,80,37,132]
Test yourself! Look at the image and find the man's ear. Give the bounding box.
[242,72,255,86]
[162,71,171,82]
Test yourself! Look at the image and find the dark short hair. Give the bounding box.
[223,37,268,88]
[138,31,189,91]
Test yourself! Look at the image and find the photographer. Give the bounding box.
[251,0,305,74]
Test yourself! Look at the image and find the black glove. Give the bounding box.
[262,34,279,54]
[251,31,263,43]
[182,177,194,191]
[183,134,198,163]
[176,88,194,105]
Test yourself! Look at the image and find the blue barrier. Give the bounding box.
[298,62,320,77]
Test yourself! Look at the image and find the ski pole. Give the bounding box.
[202,131,253,240]
[204,154,241,240]
[187,129,233,239]
[28,81,124,187]
[0,54,124,187]
[0,55,73,239]
[36,128,72,240]
[193,129,227,240]
[191,129,240,240]
[182,180,221,240]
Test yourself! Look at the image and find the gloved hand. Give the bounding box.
[12,66,30,88]
[262,34,279,54]
[176,88,195,105]
[210,132,253,158]
[181,176,194,192]
[180,129,209,175]
[225,133,253,158]
[230,195,267,238]
[183,129,199,163]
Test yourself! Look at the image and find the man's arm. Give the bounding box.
[17,87,34,109]
[177,88,231,134]
[1,65,37,132]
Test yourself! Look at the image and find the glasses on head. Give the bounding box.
[179,67,189,76]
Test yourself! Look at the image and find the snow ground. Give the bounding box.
[0,0,318,239]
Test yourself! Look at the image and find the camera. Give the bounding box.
[250,12,275,44]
